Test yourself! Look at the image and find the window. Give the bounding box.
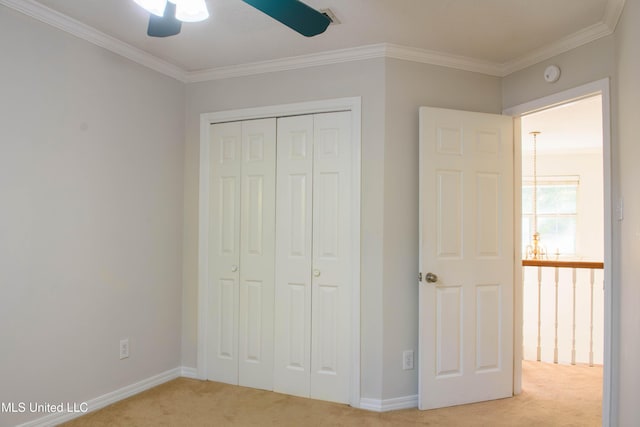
[522,176,579,256]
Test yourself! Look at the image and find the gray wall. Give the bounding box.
[181,58,502,400]
[0,6,185,426]
[502,35,615,109]
[182,60,387,399]
[502,17,640,424]
[4,0,638,420]
[614,0,640,423]
[382,59,501,399]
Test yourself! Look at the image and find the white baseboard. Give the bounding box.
[180,366,198,379]
[14,368,416,425]
[16,367,185,427]
[359,395,418,412]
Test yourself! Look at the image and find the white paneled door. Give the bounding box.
[208,121,242,386]
[207,111,353,404]
[273,114,314,398]
[274,112,352,404]
[238,119,276,390]
[418,107,514,409]
[208,118,276,391]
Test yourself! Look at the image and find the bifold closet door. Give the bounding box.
[207,118,276,390]
[273,115,314,398]
[274,111,352,404]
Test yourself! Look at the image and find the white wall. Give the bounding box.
[614,0,640,424]
[0,6,185,426]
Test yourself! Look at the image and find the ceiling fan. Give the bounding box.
[133,0,332,38]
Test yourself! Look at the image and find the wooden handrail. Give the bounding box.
[522,259,604,269]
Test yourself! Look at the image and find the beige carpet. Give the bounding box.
[62,361,602,426]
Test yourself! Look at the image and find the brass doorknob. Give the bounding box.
[425,272,438,283]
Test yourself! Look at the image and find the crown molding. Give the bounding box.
[0,0,187,82]
[1,0,627,82]
[500,21,614,76]
[603,0,626,30]
[186,43,506,82]
[186,44,386,83]
[383,44,503,76]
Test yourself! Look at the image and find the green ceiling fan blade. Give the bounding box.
[241,0,331,37]
[147,2,182,37]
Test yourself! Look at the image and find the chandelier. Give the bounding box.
[525,131,547,260]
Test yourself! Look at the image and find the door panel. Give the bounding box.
[218,279,236,359]
[311,112,351,404]
[436,170,463,258]
[208,122,242,385]
[274,115,314,398]
[419,107,513,410]
[476,284,501,371]
[208,119,276,389]
[435,285,463,378]
[274,112,352,403]
[239,119,276,390]
[476,173,501,257]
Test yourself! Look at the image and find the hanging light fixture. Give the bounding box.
[134,0,167,17]
[172,0,210,22]
[525,131,547,260]
[134,0,209,22]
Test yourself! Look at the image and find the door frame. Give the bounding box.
[503,78,613,425]
[196,97,362,408]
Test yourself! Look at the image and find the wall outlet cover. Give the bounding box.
[120,338,130,360]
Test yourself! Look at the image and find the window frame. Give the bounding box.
[521,175,580,257]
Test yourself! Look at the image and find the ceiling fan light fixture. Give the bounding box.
[134,0,167,17]
[175,0,210,22]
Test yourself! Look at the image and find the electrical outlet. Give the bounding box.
[618,197,624,221]
[402,350,414,370]
[120,338,129,360]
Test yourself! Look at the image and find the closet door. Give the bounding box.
[274,112,352,403]
[208,119,276,388]
[310,111,352,403]
[274,115,314,398]
[207,122,242,385]
[238,119,276,390]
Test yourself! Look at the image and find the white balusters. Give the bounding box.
[553,266,559,364]
[522,260,603,367]
[589,269,595,367]
[537,266,542,362]
[571,268,577,365]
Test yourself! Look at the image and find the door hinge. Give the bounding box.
[418,272,422,282]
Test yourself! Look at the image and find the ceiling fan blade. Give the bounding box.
[147,2,182,37]
[241,0,331,37]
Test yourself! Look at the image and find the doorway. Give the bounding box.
[520,94,604,366]
[503,79,612,424]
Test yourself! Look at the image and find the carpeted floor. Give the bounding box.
[61,361,602,426]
